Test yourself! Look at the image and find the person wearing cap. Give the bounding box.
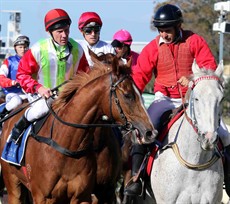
[8,8,89,143]
[111,29,139,67]
[78,11,115,67]
[125,4,230,197]
[0,35,30,122]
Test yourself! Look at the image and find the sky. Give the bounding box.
[0,0,160,46]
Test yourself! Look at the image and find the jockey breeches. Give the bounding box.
[147,91,182,129]
[219,119,230,147]
[24,95,53,122]
[5,93,26,111]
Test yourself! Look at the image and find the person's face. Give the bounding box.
[15,44,29,57]
[82,26,101,46]
[51,25,70,46]
[115,44,128,58]
[158,26,176,43]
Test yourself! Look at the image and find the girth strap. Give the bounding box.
[30,132,93,158]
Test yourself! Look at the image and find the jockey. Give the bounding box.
[78,11,115,67]
[0,35,30,121]
[111,29,139,67]
[125,4,230,197]
[9,8,89,143]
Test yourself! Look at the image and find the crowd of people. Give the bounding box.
[0,3,229,199]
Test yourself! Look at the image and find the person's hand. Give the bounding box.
[11,80,20,86]
[177,76,189,87]
[37,86,53,98]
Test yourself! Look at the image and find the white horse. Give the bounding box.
[134,61,225,204]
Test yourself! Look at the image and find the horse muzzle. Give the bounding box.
[200,131,218,151]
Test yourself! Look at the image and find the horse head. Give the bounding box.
[89,51,158,144]
[186,60,224,150]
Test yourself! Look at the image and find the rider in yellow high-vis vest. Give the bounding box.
[9,8,89,143]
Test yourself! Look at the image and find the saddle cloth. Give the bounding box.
[1,125,32,166]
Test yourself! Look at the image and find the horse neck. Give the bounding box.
[60,77,109,125]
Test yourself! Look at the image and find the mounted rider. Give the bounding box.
[0,35,30,121]
[111,29,139,67]
[124,4,230,197]
[78,11,115,67]
[9,8,89,143]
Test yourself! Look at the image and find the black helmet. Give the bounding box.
[13,35,30,47]
[153,4,183,28]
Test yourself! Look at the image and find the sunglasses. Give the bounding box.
[83,26,101,35]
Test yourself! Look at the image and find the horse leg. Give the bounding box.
[2,168,28,204]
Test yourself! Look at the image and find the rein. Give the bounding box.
[30,73,135,158]
[168,75,222,170]
[0,81,69,123]
[163,142,221,170]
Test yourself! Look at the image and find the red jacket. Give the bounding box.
[132,29,217,98]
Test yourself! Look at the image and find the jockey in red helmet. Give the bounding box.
[78,11,115,67]
[9,9,89,144]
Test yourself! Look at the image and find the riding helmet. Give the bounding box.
[13,35,30,47]
[152,4,183,28]
[78,12,102,30]
[112,29,133,45]
[44,8,72,31]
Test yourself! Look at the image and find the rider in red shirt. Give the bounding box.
[125,4,230,197]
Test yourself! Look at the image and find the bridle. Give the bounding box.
[186,75,222,136]
[163,75,223,170]
[30,72,136,157]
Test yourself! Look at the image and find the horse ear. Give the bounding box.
[112,56,120,76]
[88,48,99,63]
[192,59,200,75]
[215,60,224,77]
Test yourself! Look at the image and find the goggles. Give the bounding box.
[111,39,124,48]
[83,26,101,35]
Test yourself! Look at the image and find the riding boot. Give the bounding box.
[124,144,146,196]
[10,115,31,143]
[0,107,9,119]
[224,144,230,197]
[0,107,10,127]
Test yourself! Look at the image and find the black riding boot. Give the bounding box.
[0,107,10,119]
[10,115,31,143]
[0,107,10,127]
[224,144,230,197]
[124,144,146,196]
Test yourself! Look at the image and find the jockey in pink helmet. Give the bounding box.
[111,29,139,67]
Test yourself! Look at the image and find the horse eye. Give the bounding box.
[124,93,134,101]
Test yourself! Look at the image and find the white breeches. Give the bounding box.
[5,93,26,111]
[147,91,230,146]
[24,94,53,122]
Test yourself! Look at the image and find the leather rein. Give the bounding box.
[163,76,223,170]
[31,73,135,158]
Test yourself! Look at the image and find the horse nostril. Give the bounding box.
[146,130,154,139]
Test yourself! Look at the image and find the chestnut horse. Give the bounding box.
[0,53,157,203]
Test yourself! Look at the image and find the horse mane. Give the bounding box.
[53,52,131,109]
